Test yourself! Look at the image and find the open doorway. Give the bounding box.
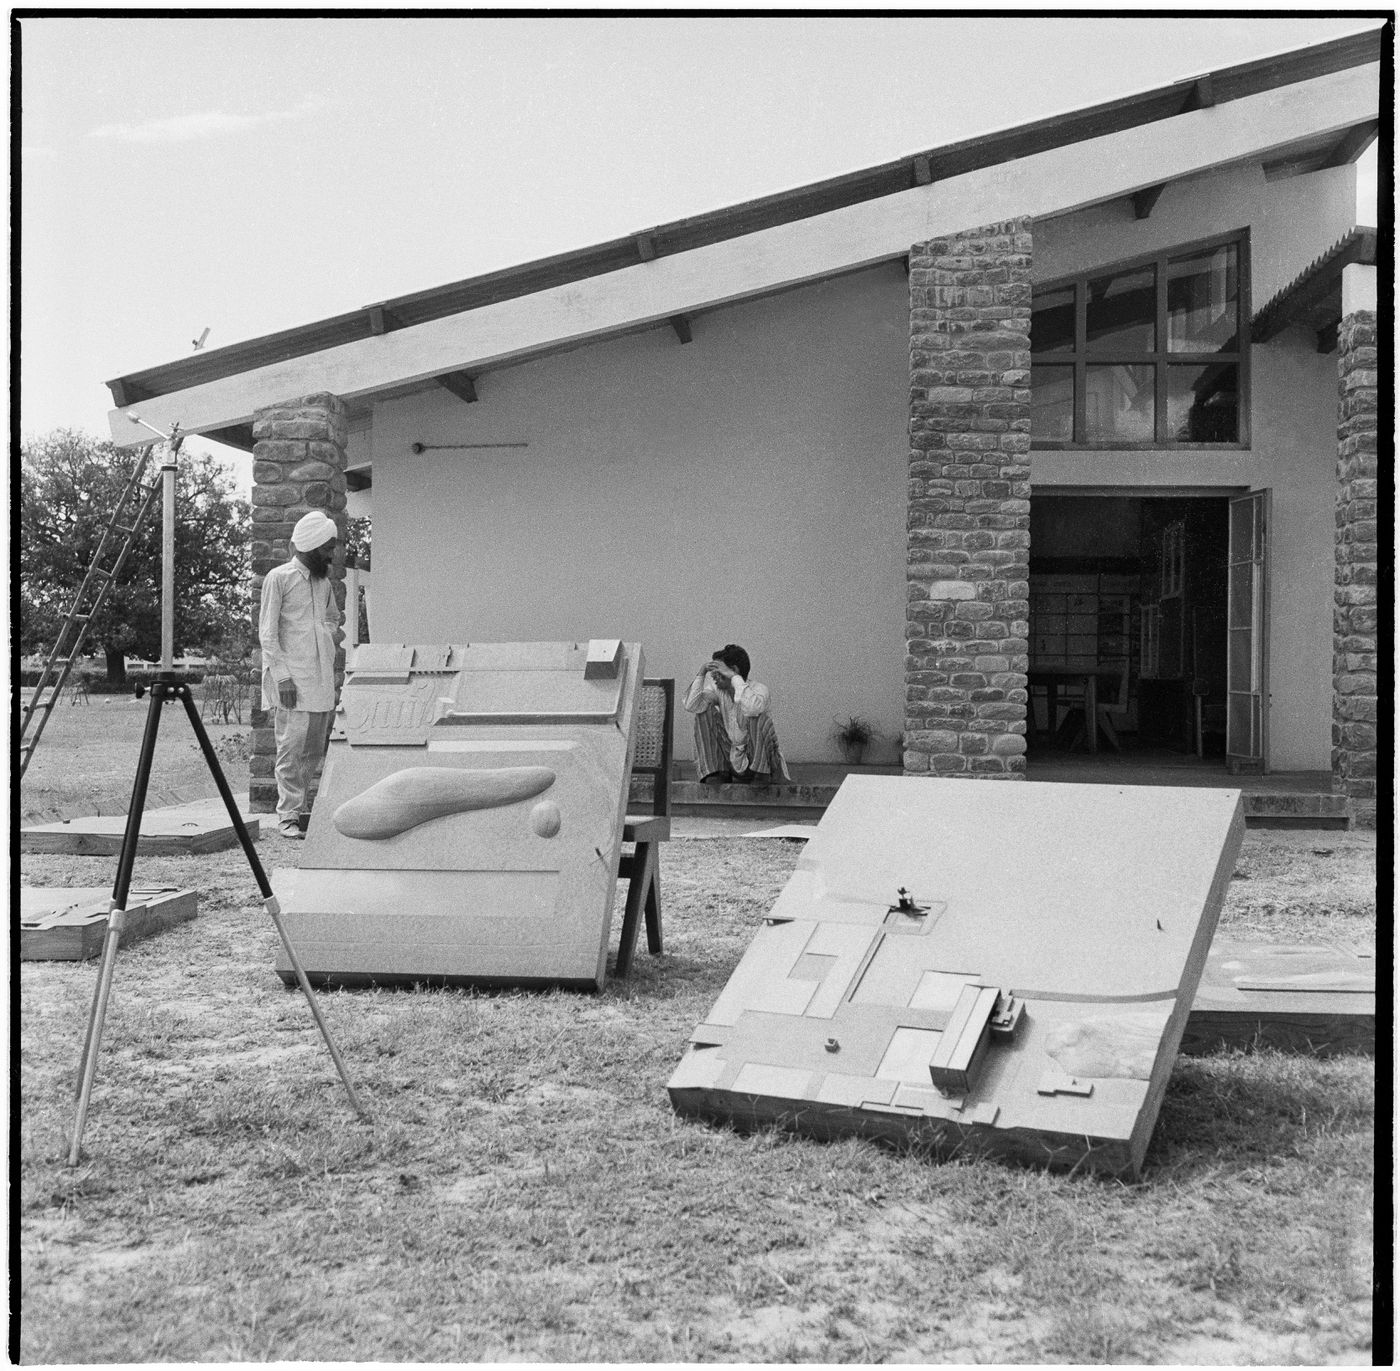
[1028,494,1236,765]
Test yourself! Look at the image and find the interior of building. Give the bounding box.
[1028,494,1231,763]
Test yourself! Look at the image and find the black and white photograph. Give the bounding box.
[15,11,1385,1364]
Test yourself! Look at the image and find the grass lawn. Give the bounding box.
[17,705,1378,1363]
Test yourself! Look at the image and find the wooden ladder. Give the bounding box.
[18,444,166,778]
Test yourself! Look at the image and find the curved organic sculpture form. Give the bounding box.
[333,766,556,840]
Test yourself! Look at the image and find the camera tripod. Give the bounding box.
[67,419,367,1167]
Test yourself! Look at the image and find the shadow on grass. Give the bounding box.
[1148,1050,1373,1174]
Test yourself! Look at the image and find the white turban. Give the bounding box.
[291,511,337,552]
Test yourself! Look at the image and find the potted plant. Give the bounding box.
[831,714,878,766]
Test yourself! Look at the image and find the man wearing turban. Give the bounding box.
[258,511,341,838]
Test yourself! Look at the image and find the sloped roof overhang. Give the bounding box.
[1251,226,1380,349]
[105,29,1383,450]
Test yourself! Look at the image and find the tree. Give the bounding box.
[344,515,371,569]
[20,428,251,681]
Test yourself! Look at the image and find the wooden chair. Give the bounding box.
[1093,664,1132,753]
[1062,666,1129,753]
[615,677,673,975]
[66,675,90,705]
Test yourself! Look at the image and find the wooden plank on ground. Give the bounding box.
[1181,939,1376,1056]
[669,776,1245,1180]
[20,886,198,961]
[19,798,260,855]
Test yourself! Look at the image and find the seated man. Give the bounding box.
[683,644,791,786]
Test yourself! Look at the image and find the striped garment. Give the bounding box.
[692,705,791,782]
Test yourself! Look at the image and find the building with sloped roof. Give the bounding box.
[105,28,1385,824]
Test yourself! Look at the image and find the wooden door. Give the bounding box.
[1226,491,1269,773]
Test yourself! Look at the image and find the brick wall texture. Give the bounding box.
[248,393,349,812]
[904,218,1032,778]
[1332,312,1379,829]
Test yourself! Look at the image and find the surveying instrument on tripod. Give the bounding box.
[66,414,368,1167]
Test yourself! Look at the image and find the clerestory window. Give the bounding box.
[1030,230,1249,448]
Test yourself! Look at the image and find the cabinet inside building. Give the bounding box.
[1029,496,1228,756]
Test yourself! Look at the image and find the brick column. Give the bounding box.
[248,393,349,811]
[904,219,1032,779]
[1332,312,1379,828]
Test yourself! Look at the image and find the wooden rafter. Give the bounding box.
[1181,74,1216,111]
[436,371,478,404]
[366,304,406,336]
[1132,185,1166,220]
[669,315,692,344]
[1318,119,1380,168]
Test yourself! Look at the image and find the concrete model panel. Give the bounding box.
[20,886,197,960]
[20,798,260,855]
[273,641,643,990]
[1182,939,1376,1057]
[669,776,1245,1178]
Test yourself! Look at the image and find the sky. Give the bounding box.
[16,13,1384,490]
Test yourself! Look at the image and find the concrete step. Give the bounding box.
[668,763,1347,826]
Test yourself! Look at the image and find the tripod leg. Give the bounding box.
[68,914,127,1166]
[176,685,369,1120]
[70,682,165,1163]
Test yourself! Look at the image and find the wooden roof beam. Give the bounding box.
[1318,119,1380,168]
[1263,121,1378,181]
[366,304,406,336]
[912,155,933,187]
[636,233,658,263]
[669,315,692,344]
[1132,184,1167,220]
[1181,74,1216,112]
[436,371,478,404]
[106,377,150,409]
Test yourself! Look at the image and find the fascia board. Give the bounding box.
[108,63,1379,447]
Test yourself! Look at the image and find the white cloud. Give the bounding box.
[89,97,323,144]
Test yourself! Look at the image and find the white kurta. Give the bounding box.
[258,559,339,712]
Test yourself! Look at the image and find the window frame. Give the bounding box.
[1031,228,1251,451]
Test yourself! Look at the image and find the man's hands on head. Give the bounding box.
[278,679,298,709]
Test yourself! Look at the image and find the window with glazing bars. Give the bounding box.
[1031,231,1249,447]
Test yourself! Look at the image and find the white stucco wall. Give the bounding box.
[368,160,1351,771]
[370,265,911,765]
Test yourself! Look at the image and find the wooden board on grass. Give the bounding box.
[1181,939,1376,1057]
[20,886,197,960]
[272,640,643,992]
[668,776,1245,1179]
[20,798,259,856]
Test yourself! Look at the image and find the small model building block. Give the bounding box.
[927,984,1001,1095]
[669,776,1245,1179]
[272,640,644,991]
[584,639,624,679]
[20,886,197,961]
